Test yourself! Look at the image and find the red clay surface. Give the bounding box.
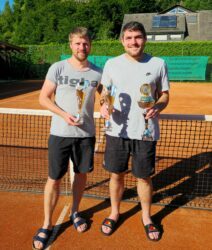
[0,80,211,249]
[0,80,212,114]
[0,192,211,250]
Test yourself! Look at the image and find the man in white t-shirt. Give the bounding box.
[100,21,169,241]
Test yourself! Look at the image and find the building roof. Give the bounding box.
[159,4,196,14]
[0,41,26,52]
[123,13,186,34]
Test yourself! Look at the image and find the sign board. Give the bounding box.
[161,56,208,80]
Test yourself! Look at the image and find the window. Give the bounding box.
[187,15,197,24]
[147,35,153,40]
[152,16,177,28]
[170,34,182,40]
[155,35,168,41]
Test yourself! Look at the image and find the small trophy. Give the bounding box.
[103,84,117,131]
[75,80,86,124]
[138,83,155,141]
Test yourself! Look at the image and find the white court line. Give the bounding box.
[69,159,75,190]
[45,203,71,250]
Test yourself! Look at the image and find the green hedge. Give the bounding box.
[93,41,212,61]
[13,40,212,80]
[21,40,212,63]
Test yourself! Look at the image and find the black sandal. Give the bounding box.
[32,228,52,250]
[143,223,161,241]
[101,218,118,236]
[71,212,87,233]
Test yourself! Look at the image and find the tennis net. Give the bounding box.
[0,108,211,209]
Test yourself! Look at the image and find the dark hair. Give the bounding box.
[121,21,147,38]
[69,27,91,42]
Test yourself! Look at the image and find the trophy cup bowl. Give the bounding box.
[137,83,155,141]
[138,99,155,109]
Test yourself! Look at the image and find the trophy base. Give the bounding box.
[142,135,153,141]
[142,129,153,141]
[101,127,112,132]
[75,114,84,125]
[101,120,112,132]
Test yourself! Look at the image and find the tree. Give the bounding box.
[0,1,14,42]
[183,0,212,10]
[1,0,210,45]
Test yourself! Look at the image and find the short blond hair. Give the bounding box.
[69,27,91,42]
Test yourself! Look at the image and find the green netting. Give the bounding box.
[60,55,208,81]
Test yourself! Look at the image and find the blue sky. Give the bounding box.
[0,0,13,12]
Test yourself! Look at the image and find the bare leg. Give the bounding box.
[33,177,61,249]
[101,172,125,234]
[137,177,160,240]
[71,173,87,232]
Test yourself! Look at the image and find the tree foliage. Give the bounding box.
[0,2,14,41]
[0,0,211,45]
[183,0,212,11]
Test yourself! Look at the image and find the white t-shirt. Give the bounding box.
[101,53,170,140]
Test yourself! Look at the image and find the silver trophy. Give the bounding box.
[75,80,87,124]
[138,83,155,141]
[103,84,117,131]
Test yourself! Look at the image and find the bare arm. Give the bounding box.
[39,79,79,125]
[146,91,169,119]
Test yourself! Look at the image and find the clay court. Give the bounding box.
[0,80,212,114]
[0,80,211,250]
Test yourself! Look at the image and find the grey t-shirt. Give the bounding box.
[101,53,170,140]
[46,59,102,137]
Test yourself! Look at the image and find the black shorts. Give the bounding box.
[48,135,95,180]
[104,135,156,179]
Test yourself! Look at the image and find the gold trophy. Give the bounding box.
[138,83,155,141]
[75,81,86,124]
[103,84,117,131]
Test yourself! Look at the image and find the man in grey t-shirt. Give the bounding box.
[100,22,169,241]
[32,27,101,250]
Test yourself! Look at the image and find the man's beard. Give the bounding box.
[127,47,143,59]
[75,52,88,62]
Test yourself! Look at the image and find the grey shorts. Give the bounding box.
[104,135,157,178]
[48,135,95,180]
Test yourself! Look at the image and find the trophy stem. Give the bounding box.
[142,113,153,141]
[76,87,85,124]
[101,85,117,132]
[143,113,149,129]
